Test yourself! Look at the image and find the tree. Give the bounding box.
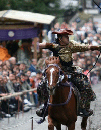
[0,0,62,16]
[0,0,8,10]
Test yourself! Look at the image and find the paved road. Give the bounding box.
[0,82,101,130]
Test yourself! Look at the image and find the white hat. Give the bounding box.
[31,72,36,77]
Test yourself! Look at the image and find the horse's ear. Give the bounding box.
[45,59,49,65]
[56,57,61,67]
[56,57,60,64]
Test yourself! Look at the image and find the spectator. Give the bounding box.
[20,73,32,101]
[25,74,31,86]
[16,76,23,92]
[42,29,49,43]
[29,59,38,73]
[9,57,16,65]
[18,62,26,75]
[5,60,11,70]
[48,27,55,43]
[92,36,99,46]
[0,66,3,75]
[30,72,38,107]
[2,64,8,71]
[6,73,15,94]
[2,70,8,77]
[0,60,3,66]
[14,68,20,76]
[3,76,8,92]
[0,75,11,117]
[17,39,32,65]
[26,70,31,77]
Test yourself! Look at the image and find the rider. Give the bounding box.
[36,29,100,118]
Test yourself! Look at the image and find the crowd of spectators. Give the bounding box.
[0,57,42,118]
[0,18,101,119]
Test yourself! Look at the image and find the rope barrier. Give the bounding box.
[0,88,37,101]
[0,88,38,130]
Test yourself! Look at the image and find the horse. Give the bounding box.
[45,56,88,130]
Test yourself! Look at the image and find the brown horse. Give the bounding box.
[45,57,88,130]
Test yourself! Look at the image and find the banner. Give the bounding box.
[0,27,38,41]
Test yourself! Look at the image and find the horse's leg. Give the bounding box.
[48,115,54,130]
[55,123,61,130]
[81,117,88,130]
[68,122,75,130]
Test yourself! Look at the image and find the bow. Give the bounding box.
[92,0,101,9]
[87,0,101,75]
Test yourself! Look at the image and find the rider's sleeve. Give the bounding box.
[70,40,89,53]
[46,43,59,51]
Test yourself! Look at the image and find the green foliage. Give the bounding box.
[0,0,62,16]
[0,0,8,10]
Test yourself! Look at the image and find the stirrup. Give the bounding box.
[78,108,93,117]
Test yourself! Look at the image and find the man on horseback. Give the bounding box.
[36,28,100,118]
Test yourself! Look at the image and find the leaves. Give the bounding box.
[0,0,61,15]
[0,0,8,10]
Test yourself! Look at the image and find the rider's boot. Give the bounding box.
[77,75,96,117]
[78,107,93,117]
[78,88,94,117]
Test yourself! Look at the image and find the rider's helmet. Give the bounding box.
[52,29,73,35]
[52,29,73,44]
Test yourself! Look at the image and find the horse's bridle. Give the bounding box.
[43,64,65,91]
[43,64,73,107]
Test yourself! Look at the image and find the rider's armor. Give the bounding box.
[36,40,96,118]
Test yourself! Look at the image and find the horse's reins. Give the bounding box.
[48,82,72,106]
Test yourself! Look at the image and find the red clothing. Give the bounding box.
[30,78,37,93]
[0,47,11,61]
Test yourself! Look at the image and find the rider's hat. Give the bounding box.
[52,29,73,35]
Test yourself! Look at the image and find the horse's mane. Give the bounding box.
[45,56,61,67]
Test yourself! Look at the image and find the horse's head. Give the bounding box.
[44,57,66,95]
